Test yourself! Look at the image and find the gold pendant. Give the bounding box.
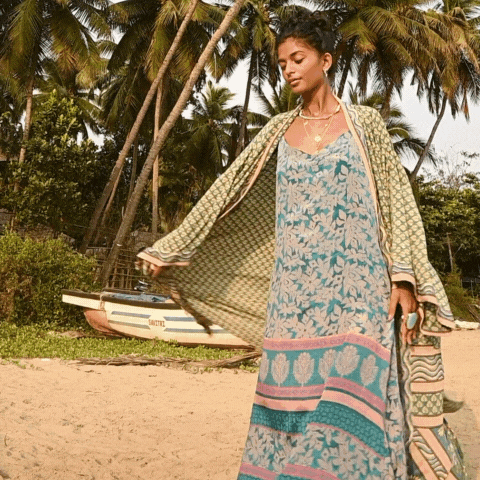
[314,134,322,143]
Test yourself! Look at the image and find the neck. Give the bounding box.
[301,84,338,116]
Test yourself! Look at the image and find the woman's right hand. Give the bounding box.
[135,250,167,278]
[136,259,165,278]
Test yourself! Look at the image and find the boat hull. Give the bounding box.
[62,290,250,349]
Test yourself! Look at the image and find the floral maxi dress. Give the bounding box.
[238,131,409,480]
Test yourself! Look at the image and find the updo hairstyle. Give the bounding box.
[276,11,338,77]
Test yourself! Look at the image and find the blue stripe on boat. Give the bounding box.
[163,316,196,322]
[111,311,150,318]
[164,328,227,333]
[109,320,150,329]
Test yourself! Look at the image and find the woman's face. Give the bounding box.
[277,37,331,95]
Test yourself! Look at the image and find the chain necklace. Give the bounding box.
[301,105,339,149]
[299,103,341,122]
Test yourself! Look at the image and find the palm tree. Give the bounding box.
[216,0,296,156]
[184,81,237,187]
[349,88,439,165]
[98,0,248,286]
[155,82,241,232]
[318,0,445,108]
[35,52,109,138]
[254,82,300,120]
[0,0,111,165]
[80,0,226,250]
[409,1,480,181]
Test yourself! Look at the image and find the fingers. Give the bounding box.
[401,308,421,345]
[391,283,419,345]
[150,264,163,277]
[134,259,164,278]
[387,288,399,320]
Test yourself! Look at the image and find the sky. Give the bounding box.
[215,60,480,175]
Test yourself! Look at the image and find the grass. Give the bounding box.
[0,322,257,370]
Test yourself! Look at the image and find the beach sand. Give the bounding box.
[1,329,479,480]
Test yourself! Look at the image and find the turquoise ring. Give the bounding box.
[406,312,418,329]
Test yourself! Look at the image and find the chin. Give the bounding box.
[290,83,306,94]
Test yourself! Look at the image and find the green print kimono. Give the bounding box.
[145,100,466,479]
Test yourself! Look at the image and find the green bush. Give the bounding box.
[0,231,98,329]
[443,269,478,322]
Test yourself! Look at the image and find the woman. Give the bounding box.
[138,11,466,480]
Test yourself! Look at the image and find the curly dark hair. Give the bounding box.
[276,10,338,61]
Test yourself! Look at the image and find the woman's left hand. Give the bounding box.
[388,282,420,345]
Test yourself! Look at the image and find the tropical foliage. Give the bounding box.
[418,152,480,277]
[2,92,102,240]
[0,230,98,329]
[1,0,480,283]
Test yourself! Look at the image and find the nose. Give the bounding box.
[283,61,295,78]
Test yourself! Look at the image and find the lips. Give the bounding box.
[289,78,301,86]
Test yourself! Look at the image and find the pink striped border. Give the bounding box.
[410,442,438,480]
[256,383,325,398]
[412,414,443,428]
[255,378,385,414]
[254,395,319,411]
[328,377,385,412]
[263,333,390,361]
[282,465,340,479]
[418,427,452,472]
[239,463,277,480]
[322,390,384,429]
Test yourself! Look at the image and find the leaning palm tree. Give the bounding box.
[98,0,248,285]
[0,0,111,165]
[80,0,224,251]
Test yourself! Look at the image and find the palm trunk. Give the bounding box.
[94,170,122,244]
[79,0,200,254]
[127,137,139,201]
[380,81,395,120]
[18,77,34,165]
[99,0,247,286]
[409,95,447,183]
[235,51,255,157]
[337,42,355,99]
[152,84,163,237]
[95,136,139,245]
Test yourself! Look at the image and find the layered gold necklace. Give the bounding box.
[300,103,341,149]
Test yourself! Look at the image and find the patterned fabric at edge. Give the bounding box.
[238,133,407,479]
[147,101,467,479]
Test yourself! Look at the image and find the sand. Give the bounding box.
[0,329,479,480]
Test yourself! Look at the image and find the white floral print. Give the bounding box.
[271,353,290,386]
[293,352,315,385]
[336,345,360,376]
[318,349,337,380]
[259,352,269,382]
[361,354,379,386]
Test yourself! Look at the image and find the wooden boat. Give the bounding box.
[62,289,250,349]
